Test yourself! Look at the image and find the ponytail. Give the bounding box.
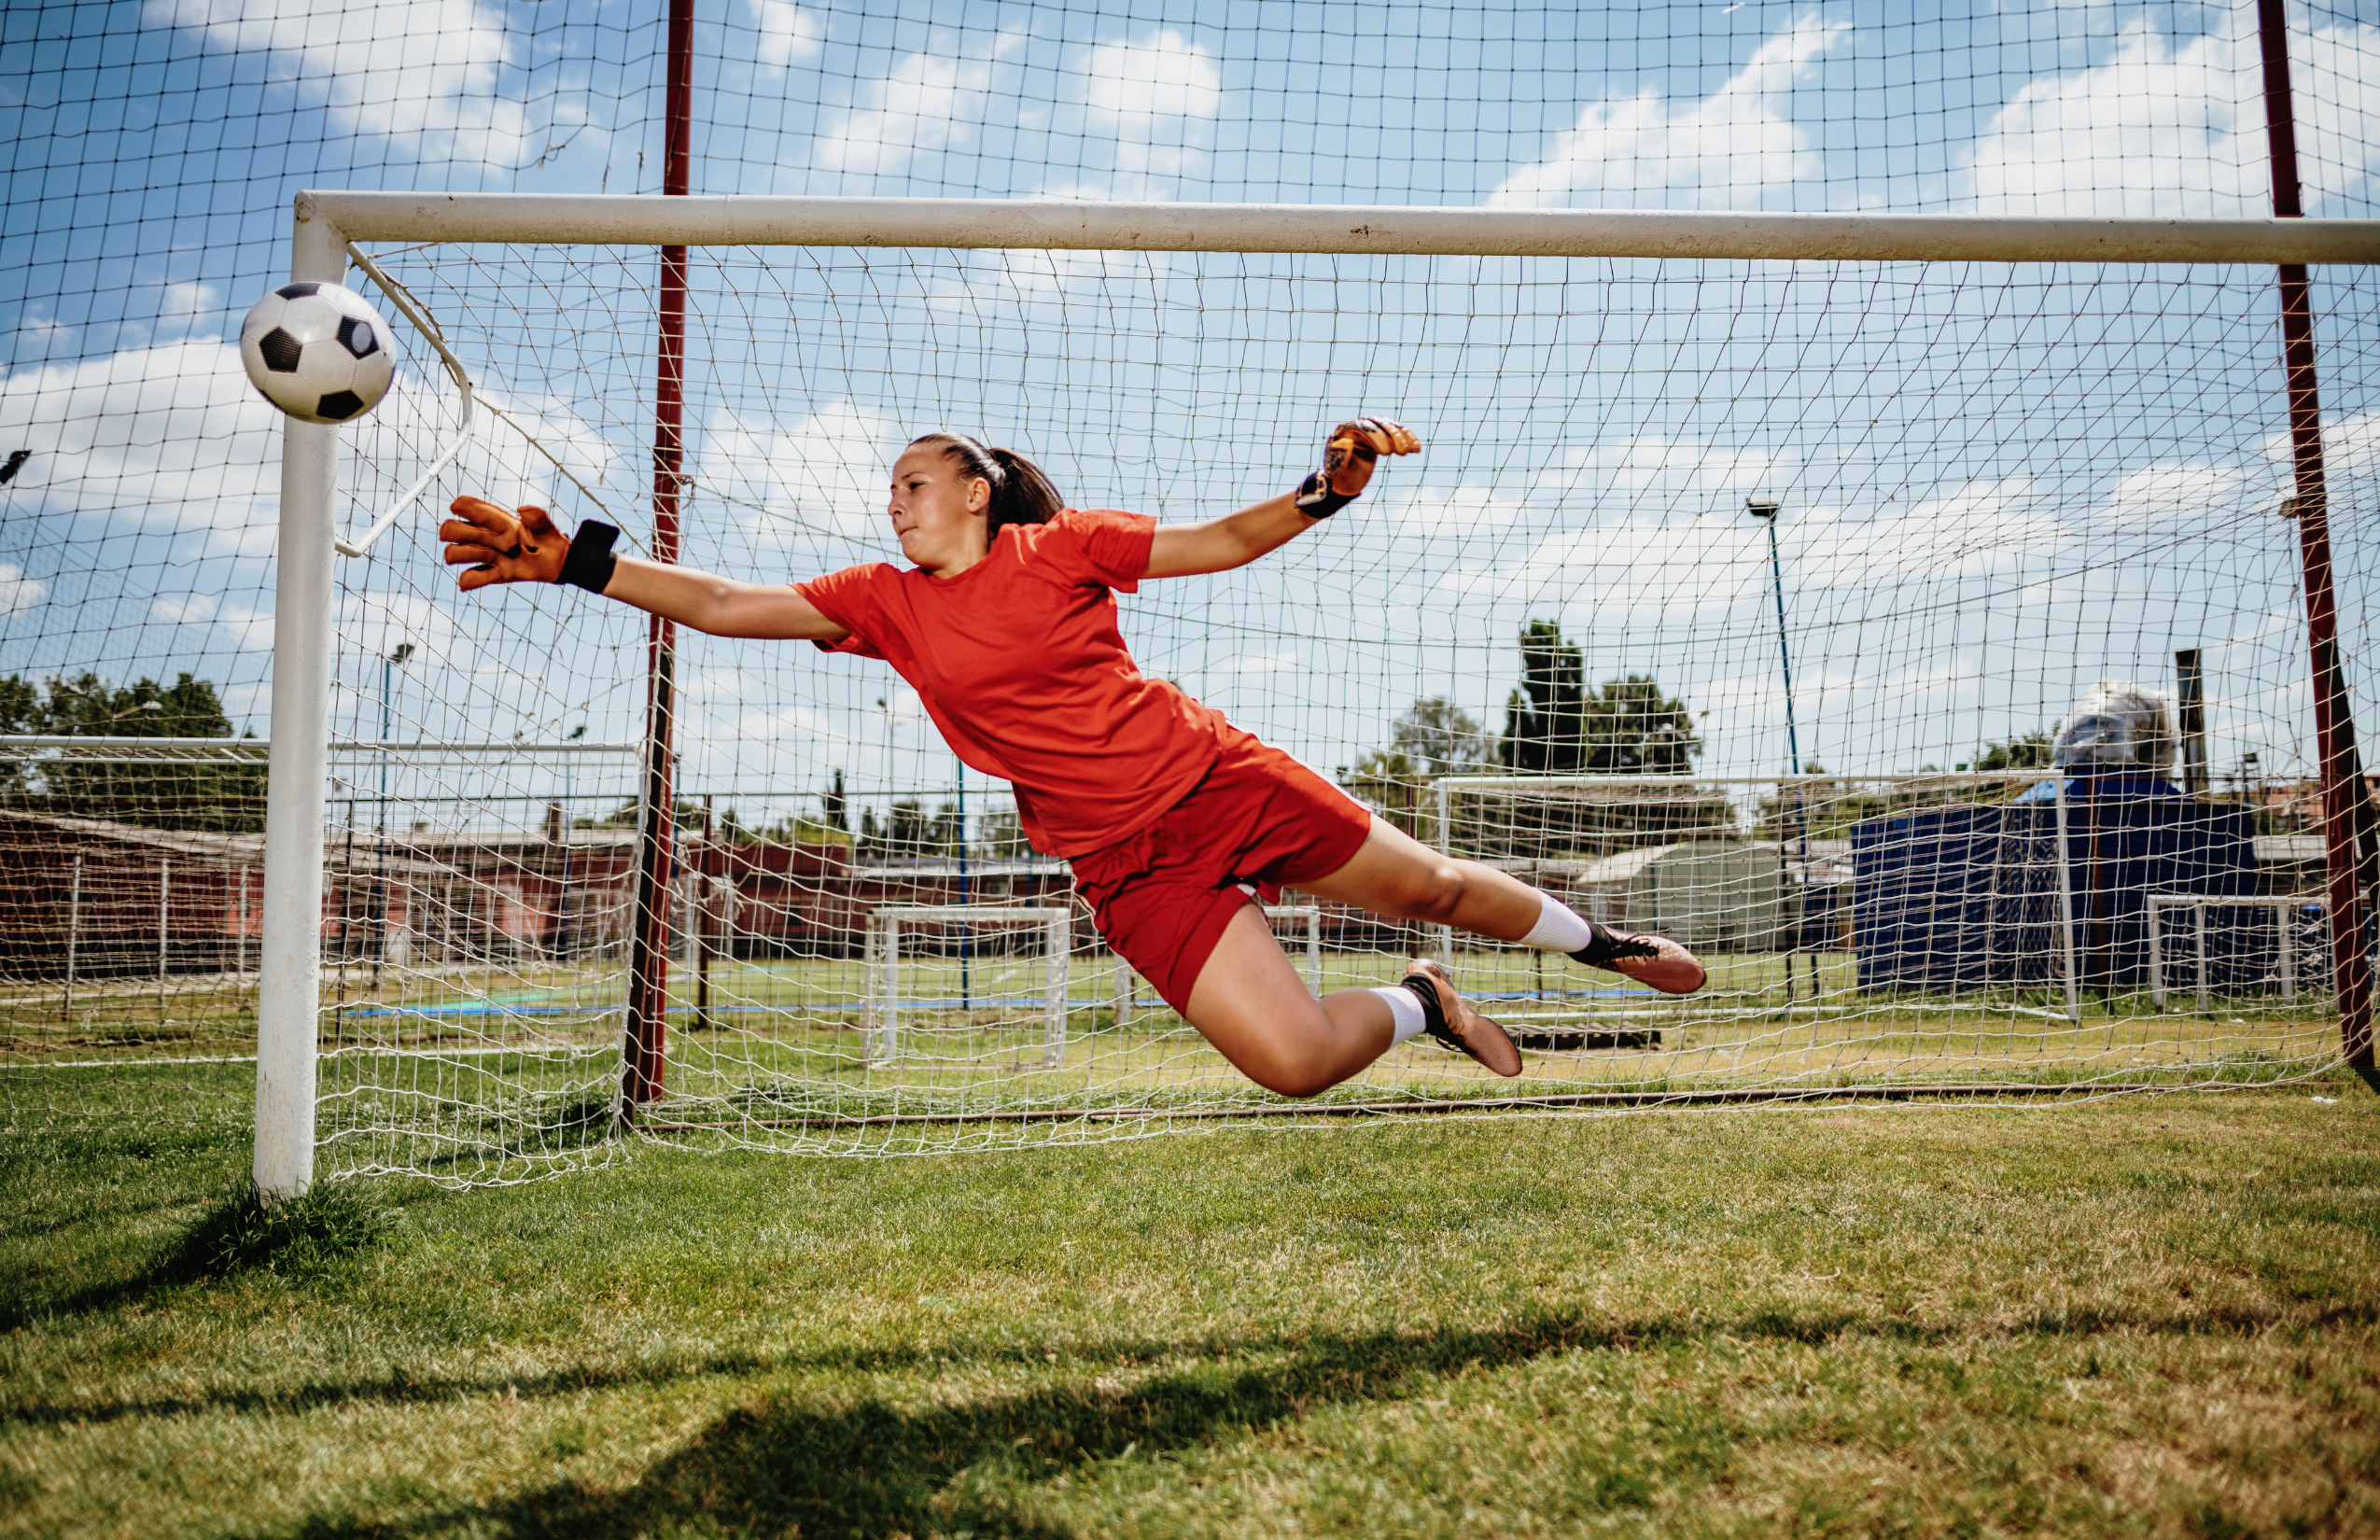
[910,432,1065,543]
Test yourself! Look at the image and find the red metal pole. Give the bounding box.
[2259,0,2374,1073]
[624,0,696,1113]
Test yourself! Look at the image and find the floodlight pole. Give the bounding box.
[623,0,697,1117]
[2259,0,2375,1079]
[1749,497,1814,994]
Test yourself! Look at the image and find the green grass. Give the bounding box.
[5,1086,2380,1536]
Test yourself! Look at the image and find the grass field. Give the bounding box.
[4,1084,2377,1537]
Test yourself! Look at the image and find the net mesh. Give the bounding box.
[298,244,2380,1157]
[3,1,2377,1176]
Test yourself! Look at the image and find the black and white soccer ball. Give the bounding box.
[238,282,398,425]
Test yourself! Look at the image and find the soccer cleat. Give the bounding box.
[1400,959,1522,1077]
[1569,922,1706,996]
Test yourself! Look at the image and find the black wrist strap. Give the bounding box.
[559,521,620,593]
[1294,470,1354,519]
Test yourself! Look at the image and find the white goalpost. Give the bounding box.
[862,905,1073,1070]
[245,193,2380,1195]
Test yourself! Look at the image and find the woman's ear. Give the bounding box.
[967,476,992,515]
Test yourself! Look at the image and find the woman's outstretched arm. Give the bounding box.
[1141,490,1315,580]
[1142,417,1421,581]
[441,497,849,643]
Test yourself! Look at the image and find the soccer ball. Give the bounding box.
[238,283,397,425]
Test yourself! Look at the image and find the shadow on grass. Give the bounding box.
[0,1181,396,1332]
[53,1297,2375,1540]
[14,1295,2371,1435]
[277,1310,1607,1540]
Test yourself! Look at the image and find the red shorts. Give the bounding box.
[1071,729,1373,1015]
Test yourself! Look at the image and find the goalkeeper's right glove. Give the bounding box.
[1294,416,1421,517]
[441,497,618,594]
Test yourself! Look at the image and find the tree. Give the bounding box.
[1499,621,1588,774]
[1580,675,1700,774]
[0,671,264,831]
[1340,748,1426,837]
[975,808,1034,858]
[861,799,964,861]
[1975,730,2054,772]
[1392,696,1490,777]
[821,769,849,834]
[1496,623,1699,775]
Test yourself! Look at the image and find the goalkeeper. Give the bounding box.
[441,420,1704,1097]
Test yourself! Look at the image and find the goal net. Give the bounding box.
[7,196,2374,1182]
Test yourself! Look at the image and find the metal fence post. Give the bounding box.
[158,858,170,1023]
[2052,777,2081,1024]
[63,851,80,1017]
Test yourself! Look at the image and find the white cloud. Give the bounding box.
[2311,411,2380,483]
[1785,481,2066,590]
[699,399,898,541]
[1444,478,2069,620]
[161,585,457,664]
[144,0,538,167]
[2098,461,2275,532]
[1388,483,1533,534]
[1083,31,1222,123]
[0,338,280,531]
[1960,19,2266,217]
[1437,518,1760,623]
[148,593,217,626]
[749,0,822,68]
[1535,434,1785,508]
[465,389,621,505]
[1490,18,1845,209]
[0,564,45,616]
[1037,30,1222,199]
[812,32,1028,177]
[933,248,1127,312]
[150,591,274,652]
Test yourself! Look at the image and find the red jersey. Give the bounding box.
[795,509,1232,858]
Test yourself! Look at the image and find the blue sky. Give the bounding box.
[2,1,2377,832]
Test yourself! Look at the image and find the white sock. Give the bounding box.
[1518,891,1595,953]
[1367,985,1429,1045]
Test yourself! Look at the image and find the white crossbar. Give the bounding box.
[296,193,2380,266]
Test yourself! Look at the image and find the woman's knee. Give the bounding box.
[1245,1055,1340,1099]
[1196,1005,1346,1098]
[1389,858,1469,923]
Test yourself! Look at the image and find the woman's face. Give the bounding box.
[888,443,990,574]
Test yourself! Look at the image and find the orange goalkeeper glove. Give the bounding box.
[441,497,620,594]
[1294,416,1421,517]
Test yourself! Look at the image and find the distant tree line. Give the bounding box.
[0,672,263,833]
[1340,620,1703,838]
[708,771,1040,862]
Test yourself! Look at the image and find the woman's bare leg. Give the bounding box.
[1183,903,1406,1097]
[1296,819,1543,939]
[1302,818,1708,995]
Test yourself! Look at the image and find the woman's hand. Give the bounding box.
[441,497,569,589]
[1320,416,1422,501]
[1293,416,1421,517]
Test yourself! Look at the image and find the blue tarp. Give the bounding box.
[1851,777,2269,991]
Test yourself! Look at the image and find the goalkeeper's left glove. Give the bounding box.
[1295,416,1421,517]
